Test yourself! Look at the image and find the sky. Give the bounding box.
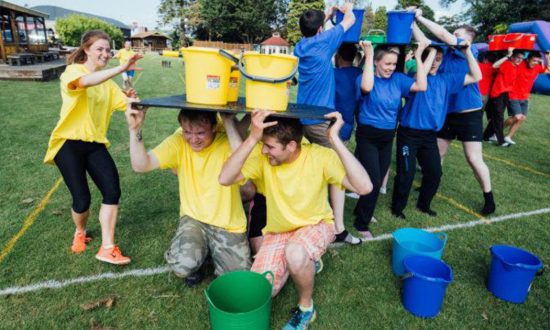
[9,0,464,30]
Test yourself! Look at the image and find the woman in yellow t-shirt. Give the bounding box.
[44,30,141,265]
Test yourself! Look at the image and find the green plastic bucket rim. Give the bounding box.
[204,270,274,315]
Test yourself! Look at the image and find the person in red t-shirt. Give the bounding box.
[504,51,550,144]
[483,48,524,146]
[478,52,497,108]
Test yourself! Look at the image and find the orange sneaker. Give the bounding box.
[71,232,92,253]
[95,245,131,265]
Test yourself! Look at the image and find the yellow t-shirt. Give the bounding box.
[114,48,136,65]
[152,130,247,233]
[44,64,127,164]
[242,143,346,234]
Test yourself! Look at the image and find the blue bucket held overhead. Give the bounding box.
[386,11,416,44]
[334,9,365,43]
[392,228,448,276]
[401,255,453,318]
[487,245,543,304]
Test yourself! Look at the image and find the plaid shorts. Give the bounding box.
[251,221,335,296]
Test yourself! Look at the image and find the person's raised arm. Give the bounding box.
[493,48,513,69]
[76,54,143,88]
[410,42,429,92]
[422,47,437,75]
[326,112,372,195]
[125,103,160,173]
[412,21,431,44]
[359,40,374,93]
[219,111,277,186]
[339,2,356,32]
[462,41,482,85]
[221,113,243,151]
[415,9,457,45]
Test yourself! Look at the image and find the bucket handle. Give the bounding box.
[366,29,386,36]
[219,49,240,64]
[503,34,524,43]
[262,271,275,286]
[438,232,448,246]
[204,289,214,306]
[238,54,298,84]
[400,272,414,281]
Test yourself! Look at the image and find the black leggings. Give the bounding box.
[354,124,395,231]
[54,140,121,213]
[391,126,442,214]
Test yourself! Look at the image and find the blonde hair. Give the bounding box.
[67,30,111,65]
[374,46,400,62]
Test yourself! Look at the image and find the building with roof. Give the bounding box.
[260,32,290,55]
[130,31,170,51]
[30,5,131,39]
[0,1,49,62]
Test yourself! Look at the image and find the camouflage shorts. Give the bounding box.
[164,215,251,278]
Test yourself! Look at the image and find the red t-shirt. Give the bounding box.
[478,62,496,96]
[490,60,519,98]
[509,61,547,100]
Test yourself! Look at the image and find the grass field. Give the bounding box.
[0,54,549,329]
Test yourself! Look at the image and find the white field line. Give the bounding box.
[1,207,549,297]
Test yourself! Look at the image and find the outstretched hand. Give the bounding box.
[250,110,277,142]
[415,41,430,57]
[124,54,143,72]
[359,40,373,56]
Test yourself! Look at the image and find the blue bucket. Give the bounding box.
[334,9,365,43]
[487,245,543,304]
[392,228,448,276]
[402,255,453,318]
[386,11,415,44]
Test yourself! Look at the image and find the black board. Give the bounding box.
[133,95,334,120]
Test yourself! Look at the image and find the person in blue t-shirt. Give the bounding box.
[391,40,482,218]
[293,3,361,246]
[335,43,362,142]
[415,8,496,215]
[353,41,428,239]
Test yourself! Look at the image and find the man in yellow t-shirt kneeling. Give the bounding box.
[125,108,251,287]
[219,111,372,329]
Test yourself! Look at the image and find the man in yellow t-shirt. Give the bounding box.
[219,111,372,329]
[125,108,251,287]
[114,40,136,90]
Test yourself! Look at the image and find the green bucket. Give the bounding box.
[362,29,387,44]
[205,270,274,330]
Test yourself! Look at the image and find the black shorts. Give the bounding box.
[248,194,266,238]
[437,110,483,142]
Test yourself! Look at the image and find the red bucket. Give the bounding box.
[488,34,506,51]
[503,33,537,50]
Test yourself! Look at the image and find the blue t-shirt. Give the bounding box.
[335,66,362,140]
[438,38,482,113]
[357,72,414,130]
[401,73,465,131]
[294,25,345,125]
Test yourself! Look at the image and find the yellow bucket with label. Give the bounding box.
[181,47,238,105]
[239,52,298,111]
[227,67,240,103]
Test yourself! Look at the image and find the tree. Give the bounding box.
[55,15,124,48]
[361,2,376,36]
[199,0,276,43]
[286,0,325,45]
[373,5,387,32]
[396,0,435,21]
[273,0,291,36]
[158,0,200,47]
[439,0,550,40]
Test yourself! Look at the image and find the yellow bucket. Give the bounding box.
[227,67,240,103]
[181,47,238,105]
[240,52,298,111]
